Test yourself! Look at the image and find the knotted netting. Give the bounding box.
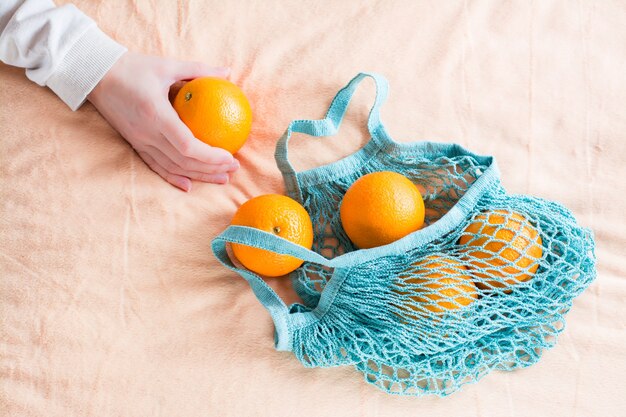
[287,154,594,395]
[212,73,596,397]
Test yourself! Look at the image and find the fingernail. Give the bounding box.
[180,178,192,192]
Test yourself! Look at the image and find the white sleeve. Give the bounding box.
[0,0,127,110]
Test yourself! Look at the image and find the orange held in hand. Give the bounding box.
[173,77,252,154]
[459,209,543,291]
[340,171,425,249]
[230,194,314,277]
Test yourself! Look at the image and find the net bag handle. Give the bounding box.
[212,225,353,350]
[274,72,389,202]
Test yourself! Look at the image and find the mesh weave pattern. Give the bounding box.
[294,151,487,307]
[287,150,594,396]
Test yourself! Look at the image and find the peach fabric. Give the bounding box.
[1,1,625,416]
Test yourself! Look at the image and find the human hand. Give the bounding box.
[88,52,239,192]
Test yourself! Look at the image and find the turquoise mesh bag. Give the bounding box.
[212,73,596,397]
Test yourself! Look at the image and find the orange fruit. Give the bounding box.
[230,194,314,277]
[459,210,543,290]
[340,171,425,249]
[173,77,252,154]
[396,255,478,316]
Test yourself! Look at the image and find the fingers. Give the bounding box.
[139,146,238,188]
[167,61,230,101]
[158,103,235,165]
[166,60,230,81]
[138,151,192,192]
[151,136,239,173]
[146,146,237,184]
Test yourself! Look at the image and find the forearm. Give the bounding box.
[0,0,127,110]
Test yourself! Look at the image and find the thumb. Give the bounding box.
[167,60,230,81]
